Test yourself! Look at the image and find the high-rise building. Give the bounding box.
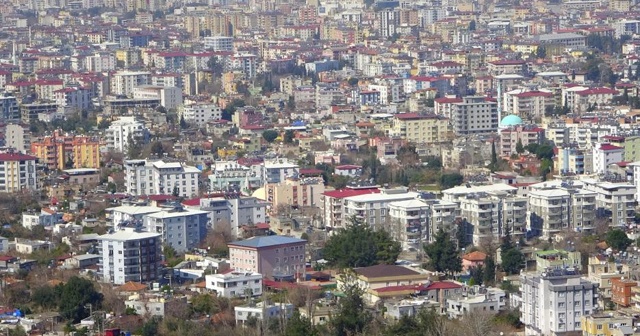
[388,195,457,246]
[0,152,38,192]
[520,268,599,336]
[451,96,499,135]
[105,116,150,153]
[124,159,201,198]
[97,229,161,285]
[143,206,208,253]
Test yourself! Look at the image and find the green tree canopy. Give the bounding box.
[285,311,319,336]
[330,281,371,336]
[262,129,279,143]
[284,130,295,143]
[58,277,104,323]
[423,229,462,276]
[606,229,633,251]
[323,217,401,268]
[501,248,525,275]
[439,173,463,189]
[483,255,496,286]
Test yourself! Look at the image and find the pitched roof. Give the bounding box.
[228,236,306,248]
[353,264,420,279]
[117,281,148,292]
[0,153,38,162]
[322,188,379,198]
[426,281,463,290]
[462,251,487,262]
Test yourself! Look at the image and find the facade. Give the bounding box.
[104,116,150,152]
[31,131,101,170]
[388,195,457,246]
[390,113,449,144]
[132,85,183,109]
[5,124,31,153]
[0,152,38,192]
[125,294,188,317]
[321,186,380,229]
[205,271,263,297]
[96,229,162,285]
[22,210,61,229]
[520,268,599,336]
[451,96,499,135]
[527,182,597,238]
[263,177,325,209]
[228,236,306,280]
[234,302,294,325]
[124,159,201,197]
[208,161,262,193]
[581,179,636,227]
[592,143,624,175]
[498,126,545,156]
[611,278,637,307]
[581,313,634,336]
[203,36,234,52]
[262,159,300,184]
[343,188,419,231]
[179,103,223,127]
[186,195,267,238]
[110,71,151,96]
[143,206,209,253]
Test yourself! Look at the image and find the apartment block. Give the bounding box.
[520,268,599,336]
[124,159,201,198]
[205,271,263,298]
[31,131,101,170]
[143,205,208,253]
[498,125,545,156]
[389,113,449,145]
[321,185,380,229]
[228,236,306,280]
[388,194,457,247]
[184,195,267,238]
[451,96,499,135]
[264,176,326,209]
[343,187,419,231]
[104,116,150,153]
[179,103,223,128]
[0,152,38,192]
[581,179,636,227]
[208,161,262,193]
[581,313,634,336]
[96,229,161,285]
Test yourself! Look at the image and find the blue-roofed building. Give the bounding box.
[228,236,307,280]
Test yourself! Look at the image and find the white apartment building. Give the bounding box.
[446,287,507,319]
[442,184,526,245]
[54,87,91,112]
[110,71,151,96]
[0,152,38,192]
[592,143,624,175]
[186,195,267,238]
[263,159,300,184]
[527,181,597,238]
[132,85,183,109]
[208,161,262,193]
[230,53,258,78]
[205,271,262,298]
[451,96,499,135]
[321,186,380,229]
[124,159,201,198]
[107,205,163,228]
[203,36,234,52]
[179,103,222,127]
[343,187,419,230]
[86,53,116,72]
[5,124,31,153]
[388,195,457,247]
[235,302,294,325]
[520,268,599,336]
[143,205,209,253]
[96,229,162,285]
[22,210,61,230]
[105,116,150,152]
[581,179,636,227]
[630,161,640,201]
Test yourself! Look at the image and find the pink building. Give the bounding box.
[228,236,306,280]
[462,251,487,271]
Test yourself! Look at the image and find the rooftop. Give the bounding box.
[353,264,421,279]
[228,236,306,249]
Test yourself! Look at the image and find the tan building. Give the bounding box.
[264,177,325,209]
[390,113,448,145]
[31,131,101,170]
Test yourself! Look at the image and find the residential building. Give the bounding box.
[535,250,581,272]
[96,229,162,285]
[388,194,457,247]
[557,147,588,175]
[498,125,545,156]
[104,116,150,152]
[234,302,294,325]
[321,185,380,229]
[338,264,431,304]
[0,152,38,192]
[4,123,31,153]
[263,177,326,209]
[124,159,201,197]
[462,251,487,271]
[31,131,101,170]
[593,143,624,175]
[179,103,223,128]
[110,71,151,96]
[185,195,267,238]
[446,286,506,319]
[15,238,54,254]
[527,181,597,238]
[22,209,61,230]
[343,187,419,231]
[536,32,587,47]
[451,96,499,135]
[612,278,637,307]
[503,90,553,120]
[125,294,188,317]
[442,184,527,245]
[208,161,262,193]
[143,205,208,253]
[0,96,20,122]
[108,205,163,228]
[581,179,636,227]
[520,268,599,336]
[587,255,624,306]
[54,87,91,112]
[581,313,634,336]
[227,236,306,280]
[262,159,299,184]
[389,113,449,145]
[205,271,263,297]
[203,36,234,52]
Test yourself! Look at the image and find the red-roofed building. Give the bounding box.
[503,90,554,119]
[425,61,464,74]
[435,96,463,118]
[564,86,618,112]
[322,186,380,228]
[488,59,527,75]
[391,113,449,144]
[593,142,624,174]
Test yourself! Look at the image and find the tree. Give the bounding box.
[330,281,371,336]
[284,130,295,144]
[606,229,633,251]
[439,173,463,189]
[58,276,103,323]
[468,20,476,31]
[483,255,496,286]
[535,46,546,59]
[262,130,279,143]
[423,229,462,276]
[179,116,188,129]
[323,217,401,268]
[285,311,318,336]
[470,265,484,285]
[150,141,164,157]
[488,142,498,172]
[515,139,524,154]
[501,248,525,275]
[348,77,359,86]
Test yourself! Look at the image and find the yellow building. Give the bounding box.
[261,176,326,209]
[231,137,260,152]
[31,131,101,170]
[582,313,633,336]
[217,147,238,159]
[390,113,449,144]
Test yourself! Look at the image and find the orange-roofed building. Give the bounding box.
[462,251,487,271]
[31,130,101,170]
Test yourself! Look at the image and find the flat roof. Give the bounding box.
[345,191,419,202]
[97,230,161,242]
[229,236,306,248]
[107,205,163,215]
[145,209,209,219]
[443,184,516,195]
